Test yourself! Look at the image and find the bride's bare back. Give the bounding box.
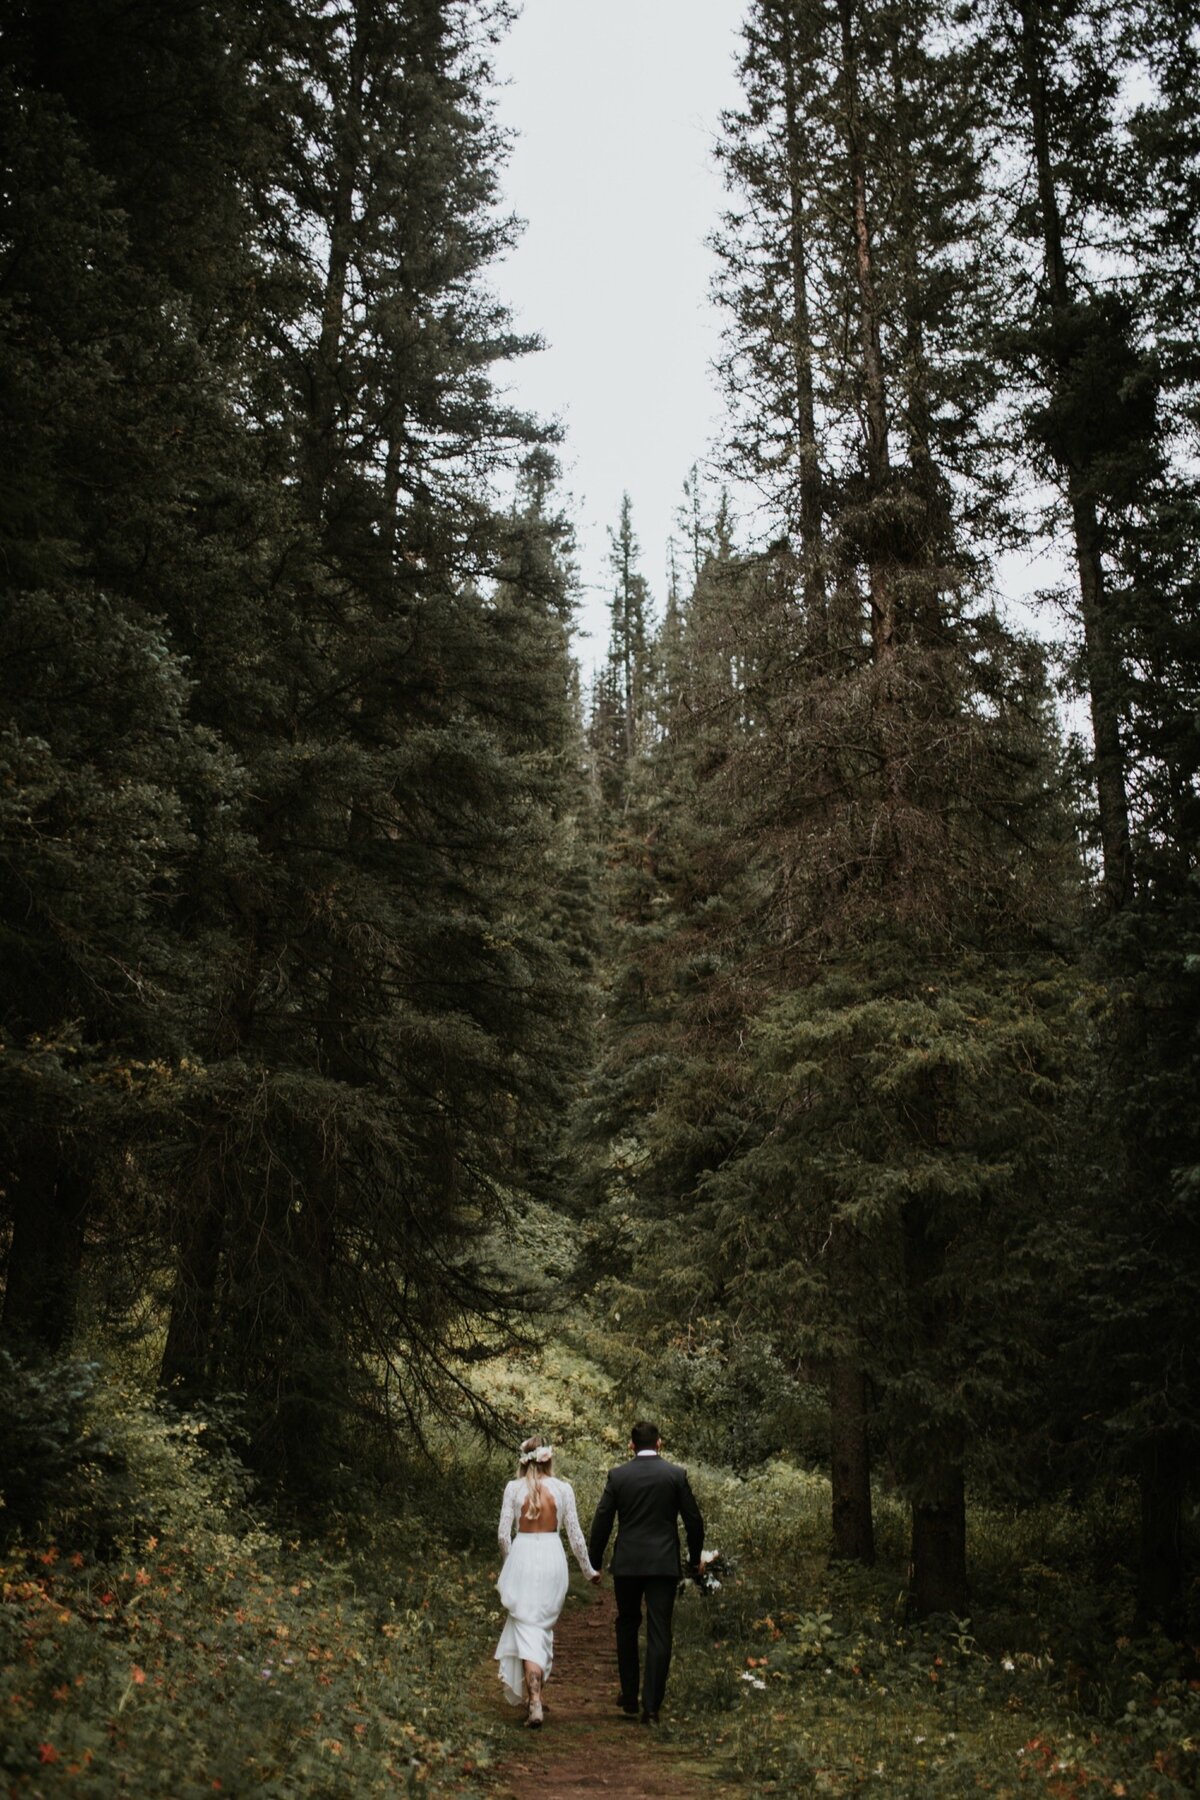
[519,1492,558,1533]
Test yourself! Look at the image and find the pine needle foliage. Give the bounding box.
[0,0,593,1511]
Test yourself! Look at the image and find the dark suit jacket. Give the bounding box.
[588,1453,704,1578]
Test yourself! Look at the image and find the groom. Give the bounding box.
[588,1420,704,1725]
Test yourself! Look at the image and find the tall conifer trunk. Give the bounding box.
[302,3,368,525]
[1,1151,89,1351]
[1136,1437,1185,1635]
[160,1156,226,1399]
[837,0,895,664]
[1011,0,1180,1624]
[834,0,968,1610]
[829,1355,876,1563]
[909,1460,968,1616]
[903,1196,968,1615]
[1013,0,1133,911]
[161,934,262,1400]
[780,9,826,632]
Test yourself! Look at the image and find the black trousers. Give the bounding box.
[613,1574,678,1715]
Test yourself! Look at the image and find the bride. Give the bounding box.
[495,1436,599,1726]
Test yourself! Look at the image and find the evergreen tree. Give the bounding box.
[633,0,1090,1612]
[150,0,590,1500]
[977,0,1200,1624]
[606,495,654,773]
[0,0,597,1509]
[0,0,259,1349]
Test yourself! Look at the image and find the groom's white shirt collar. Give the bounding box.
[636,1449,659,1456]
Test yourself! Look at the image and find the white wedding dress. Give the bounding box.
[494,1475,597,1705]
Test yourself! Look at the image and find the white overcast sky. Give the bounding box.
[491,0,748,660]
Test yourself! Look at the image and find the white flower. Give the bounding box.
[913,1734,926,1745]
[1001,1657,1015,1672]
[740,1671,767,1690]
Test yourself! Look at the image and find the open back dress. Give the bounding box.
[494,1475,597,1704]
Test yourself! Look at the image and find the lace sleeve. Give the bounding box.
[557,1481,597,1578]
[498,1480,519,1559]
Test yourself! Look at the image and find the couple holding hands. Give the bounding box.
[495,1420,704,1728]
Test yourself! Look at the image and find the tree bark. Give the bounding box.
[1,1148,89,1351]
[902,1194,969,1615]
[838,0,895,665]
[160,949,262,1400]
[781,14,827,632]
[1136,1436,1185,1634]
[301,2,368,524]
[887,15,944,602]
[830,1355,876,1562]
[910,1462,968,1616]
[1014,0,1133,910]
[159,1161,226,1400]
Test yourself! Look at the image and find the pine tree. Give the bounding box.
[682,0,1089,1611]
[605,494,654,774]
[976,0,1200,1624]
[149,0,593,1500]
[0,0,259,1349]
[0,0,598,1509]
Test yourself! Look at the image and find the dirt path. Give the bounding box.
[488,1585,732,1800]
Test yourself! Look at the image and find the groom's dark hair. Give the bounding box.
[631,1420,660,1449]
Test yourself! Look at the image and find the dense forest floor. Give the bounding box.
[2,1326,1197,1797]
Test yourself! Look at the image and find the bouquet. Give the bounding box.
[689,1548,731,1593]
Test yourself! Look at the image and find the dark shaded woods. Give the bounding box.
[1,0,1197,1637]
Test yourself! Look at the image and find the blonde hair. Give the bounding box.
[517,1435,553,1520]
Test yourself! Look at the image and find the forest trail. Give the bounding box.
[489,1585,733,1799]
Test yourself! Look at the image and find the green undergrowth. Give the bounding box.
[662,1461,1200,1800]
[468,1327,1199,1797]
[0,1357,510,1797]
[645,1467,1199,1797]
[4,1323,1196,1799]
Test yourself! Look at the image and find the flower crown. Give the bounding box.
[519,1445,553,1467]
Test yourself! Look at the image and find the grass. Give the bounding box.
[644,1463,1199,1796]
[2,1319,1196,1797]
[0,1367,508,1797]
[468,1328,1200,1797]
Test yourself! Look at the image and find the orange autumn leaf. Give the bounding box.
[38,1744,59,1764]
[131,1666,146,1685]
